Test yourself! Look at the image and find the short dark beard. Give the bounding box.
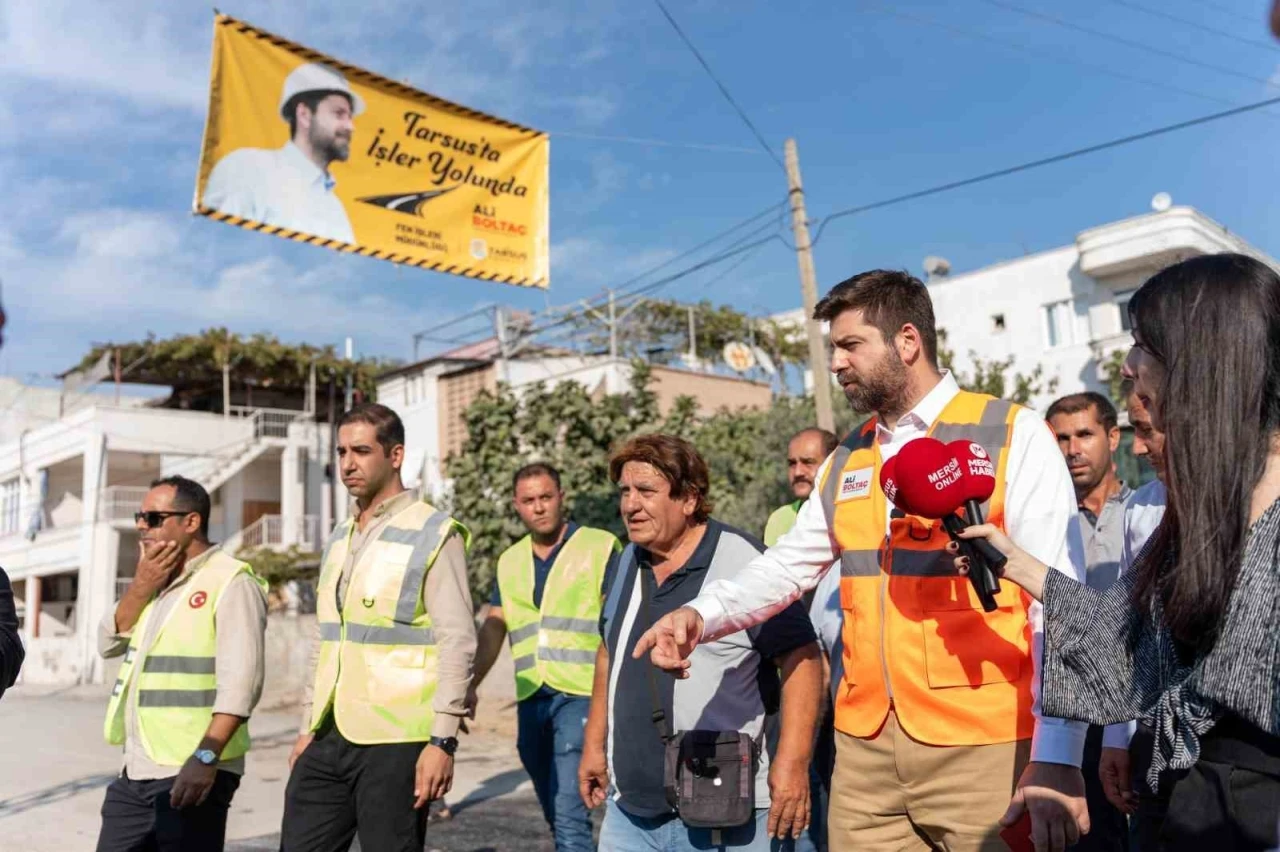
[839,348,910,416]
[311,126,350,165]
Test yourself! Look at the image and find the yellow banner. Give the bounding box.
[194,15,549,288]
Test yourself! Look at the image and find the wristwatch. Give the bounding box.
[192,748,218,766]
[428,736,458,756]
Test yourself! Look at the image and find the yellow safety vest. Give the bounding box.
[497,526,619,700]
[309,498,469,744]
[103,550,268,765]
[764,501,802,547]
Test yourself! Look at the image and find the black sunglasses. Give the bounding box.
[134,510,191,529]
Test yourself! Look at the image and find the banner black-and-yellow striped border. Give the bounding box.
[197,14,549,289]
[194,205,548,288]
[213,13,547,139]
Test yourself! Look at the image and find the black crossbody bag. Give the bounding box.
[640,567,756,829]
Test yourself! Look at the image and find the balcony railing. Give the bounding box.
[224,514,320,555]
[227,405,308,440]
[99,486,151,523]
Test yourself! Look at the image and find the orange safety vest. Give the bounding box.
[818,390,1035,747]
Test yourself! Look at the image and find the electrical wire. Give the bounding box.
[546,130,767,154]
[607,200,786,299]
[810,92,1280,246]
[1101,0,1279,52]
[977,0,1274,86]
[861,2,1280,119]
[651,0,786,172]
[1195,0,1269,26]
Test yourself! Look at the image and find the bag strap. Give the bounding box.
[639,565,673,743]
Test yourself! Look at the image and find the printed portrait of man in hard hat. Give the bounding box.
[203,63,363,244]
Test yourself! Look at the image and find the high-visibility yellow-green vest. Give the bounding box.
[103,550,268,765]
[496,526,619,700]
[764,500,802,547]
[309,498,469,744]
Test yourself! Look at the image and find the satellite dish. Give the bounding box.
[923,255,951,279]
[1151,192,1172,212]
[751,346,777,376]
[722,341,756,373]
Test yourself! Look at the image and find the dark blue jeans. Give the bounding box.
[517,691,593,852]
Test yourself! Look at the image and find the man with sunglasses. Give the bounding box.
[96,476,269,852]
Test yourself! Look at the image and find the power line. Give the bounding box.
[978,0,1274,86]
[862,2,1280,119]
[609,200,786,298]
[547,130,767,155]
[811,93,1280,245]
[651,0,786,172]
[1102,0,1279,52]
[1196,0,1269,26]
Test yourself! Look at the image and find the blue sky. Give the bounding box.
[2,0,1278,383]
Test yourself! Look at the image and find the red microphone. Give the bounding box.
[890,438,1003,611]
[948,440,997,527]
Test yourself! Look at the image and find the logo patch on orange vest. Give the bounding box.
[189,591,208,609]
[837,467,873,502]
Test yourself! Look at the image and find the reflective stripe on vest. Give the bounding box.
[818,391,1036,747]
[103,551,268,765]
[496,526,619,700]
[309,500,465,744]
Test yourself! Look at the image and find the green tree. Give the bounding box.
[936,328,1058,406]
[443,362,841,605]
[1097,348,1128,405]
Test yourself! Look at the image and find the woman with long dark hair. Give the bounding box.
[956,252,1280,848]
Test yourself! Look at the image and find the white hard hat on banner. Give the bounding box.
[278,63,365,119]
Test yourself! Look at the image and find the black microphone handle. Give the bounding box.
[940,514,1000,612]
[963,499,1008,573]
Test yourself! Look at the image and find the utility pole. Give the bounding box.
[608,290,618,360]
[221,332,232,419]
[686,305,697,369]
[785,138,834,433]
[343,337,354,410]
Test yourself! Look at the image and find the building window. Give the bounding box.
[1043,300,1075,348]
[991,313,1006,333]
[1116,288,1137,332]
[0,478,19,536]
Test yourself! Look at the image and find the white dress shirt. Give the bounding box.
[1100,479,1167,750]
[203,142,356,244]
[689,371,1089,766]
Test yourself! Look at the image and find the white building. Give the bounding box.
[775,205,1277,412]
[377,351,773,500]
[1,401,336,685]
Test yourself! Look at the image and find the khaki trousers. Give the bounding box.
[829,710,1030,851]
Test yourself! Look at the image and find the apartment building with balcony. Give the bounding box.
[1,402,337,685]
[773,205,1278,412]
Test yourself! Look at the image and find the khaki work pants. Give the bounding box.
[829,710,1030,851]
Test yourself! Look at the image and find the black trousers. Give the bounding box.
[95,770,241,852]
[1070,724,1129,852]
[281,718,428,852]
[1133,715,1280,851]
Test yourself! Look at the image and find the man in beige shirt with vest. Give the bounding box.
[281,403,477,852]
[98,476,268,852]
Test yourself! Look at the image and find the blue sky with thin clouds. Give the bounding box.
[2,0,1277,383]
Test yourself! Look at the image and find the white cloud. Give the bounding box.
[58,210,183,260]
[550,235,676,289]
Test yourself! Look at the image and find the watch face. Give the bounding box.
[194,749,217,765]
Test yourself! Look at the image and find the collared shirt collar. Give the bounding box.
[1078,482,1133,528]
[282,141,337,192]
[167,544,219,591]
[635,519,722,578]
[874,370,961,444]
[349,489,418,523]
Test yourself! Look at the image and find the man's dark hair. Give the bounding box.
[150,476,211,538]
[285,90,351,138]
[790,427,838,458]
[1046,392,1118,432]
[513,462,561,492]
[337,403,405,457]
[608,434,713,524]
[813,269,938,367]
